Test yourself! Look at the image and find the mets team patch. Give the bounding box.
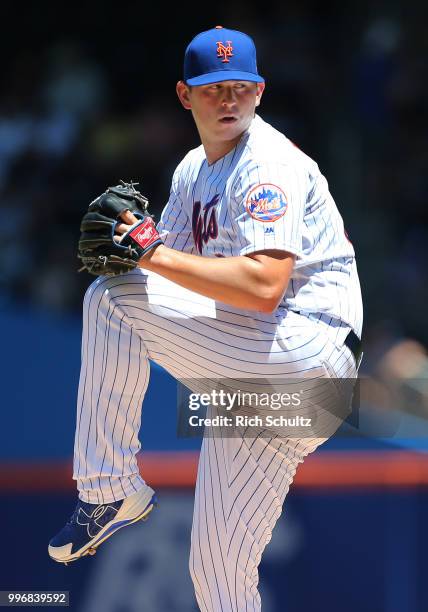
[245,183,288,222]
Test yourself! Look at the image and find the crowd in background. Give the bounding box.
[0,2,427,370]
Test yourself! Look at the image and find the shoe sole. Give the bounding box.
[49,494,157,564]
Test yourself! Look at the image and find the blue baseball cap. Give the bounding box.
[184,26,264,86]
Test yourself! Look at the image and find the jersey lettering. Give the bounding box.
[192,194,220,254]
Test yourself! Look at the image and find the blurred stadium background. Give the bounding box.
[1,1,428,611]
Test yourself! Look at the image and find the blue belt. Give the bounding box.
[344,329,363,367]
[291,310,362,367]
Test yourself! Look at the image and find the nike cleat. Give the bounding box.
[48,486,156,564]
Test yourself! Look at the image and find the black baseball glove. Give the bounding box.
[78,181,163,276]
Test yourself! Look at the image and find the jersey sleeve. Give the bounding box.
[156,167,195,254]
[231,160,306,258]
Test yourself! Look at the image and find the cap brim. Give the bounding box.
[186,70,264,86]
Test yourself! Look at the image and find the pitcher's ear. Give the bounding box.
[176,81,192,110]
[255,82,265,107]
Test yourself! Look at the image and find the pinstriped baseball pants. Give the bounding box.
[73,269,357,612]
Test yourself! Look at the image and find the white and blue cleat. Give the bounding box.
[48,486,157,564]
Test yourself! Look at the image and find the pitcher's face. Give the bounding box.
[177,80,265,147]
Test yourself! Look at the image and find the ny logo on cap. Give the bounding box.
[216,40,233,63]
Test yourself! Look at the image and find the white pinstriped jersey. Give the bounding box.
[157,114,363,337]
[72,100,362,610]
